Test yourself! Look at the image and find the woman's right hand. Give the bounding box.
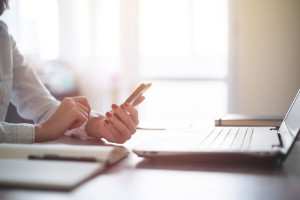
[34,97,91,142]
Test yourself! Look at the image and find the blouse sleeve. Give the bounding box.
[0,122,35,143]
[0,20,95,143]
[0,20,37,143]
[10,36,60,124]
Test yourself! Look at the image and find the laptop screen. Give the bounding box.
[284,90,300,137]
[280,89,300,156]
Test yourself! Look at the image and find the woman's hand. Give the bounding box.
[35,97,91,142]
[85,96,145,144]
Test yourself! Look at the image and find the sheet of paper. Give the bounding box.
[0,159,104,190]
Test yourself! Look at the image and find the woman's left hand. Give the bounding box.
[85,96,145,143]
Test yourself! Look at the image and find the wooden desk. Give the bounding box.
[1,130,300,200]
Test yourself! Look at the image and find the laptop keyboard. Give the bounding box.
[197,127,254,151]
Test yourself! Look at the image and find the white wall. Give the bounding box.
[229,0,300,116]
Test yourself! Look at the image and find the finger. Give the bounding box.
[106,112,131,141]
[69,110,89,129]
[73,100,90,117]
[60,97,88,129]
[111,104,136,134]
[104,119,128,144]
[122,102,139,125]
[101,119,117,142]
[132,96,145,107]
[69,101,89,119]
[72,96,91,114]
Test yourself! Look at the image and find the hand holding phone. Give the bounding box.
[125,83,152,105]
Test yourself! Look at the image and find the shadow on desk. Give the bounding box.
[136,156,286,176]
[41,135,108,146]
[136,142,300,177]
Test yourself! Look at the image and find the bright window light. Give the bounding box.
[18,0,59,60]
[139,0,228,121]
[139,0,228,79]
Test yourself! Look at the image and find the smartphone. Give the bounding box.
[125,83,152,105]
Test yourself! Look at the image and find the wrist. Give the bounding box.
[34,123,52,142]
[85,116,105,138]
[34,124,44,143]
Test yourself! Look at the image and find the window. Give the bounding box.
[138,0,228,120]
[18,0,59,60]
[3,0,228,120]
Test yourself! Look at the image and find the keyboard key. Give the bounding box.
[231,128,248,151]
[210,128,231,150]
[220,128,239,150]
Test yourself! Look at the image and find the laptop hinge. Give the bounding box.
[271,130,283,148]
[270,127,279,131]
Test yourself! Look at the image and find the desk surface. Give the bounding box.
[1,126,300,200]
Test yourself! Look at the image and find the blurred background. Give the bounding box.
[2,0,300,123]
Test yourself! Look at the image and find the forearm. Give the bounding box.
[34,123,56,143]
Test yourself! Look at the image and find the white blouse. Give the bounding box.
[0,20,88,143]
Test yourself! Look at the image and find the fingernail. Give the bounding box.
[111,104,118,109]
[104,119,110,124]
[124,102,128,107]
[106,112,112,117]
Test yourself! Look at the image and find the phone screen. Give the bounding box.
[126,83,152,105]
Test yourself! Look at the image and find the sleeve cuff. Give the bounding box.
[0,123,35,144]
[64,121,97,140]
[16,124,35,144]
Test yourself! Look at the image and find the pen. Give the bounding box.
[136,127,166,130]
[28,154,105,163]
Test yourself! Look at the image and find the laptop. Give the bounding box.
[133,90,300,163]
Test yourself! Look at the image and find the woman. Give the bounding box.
[0,0,144,144]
